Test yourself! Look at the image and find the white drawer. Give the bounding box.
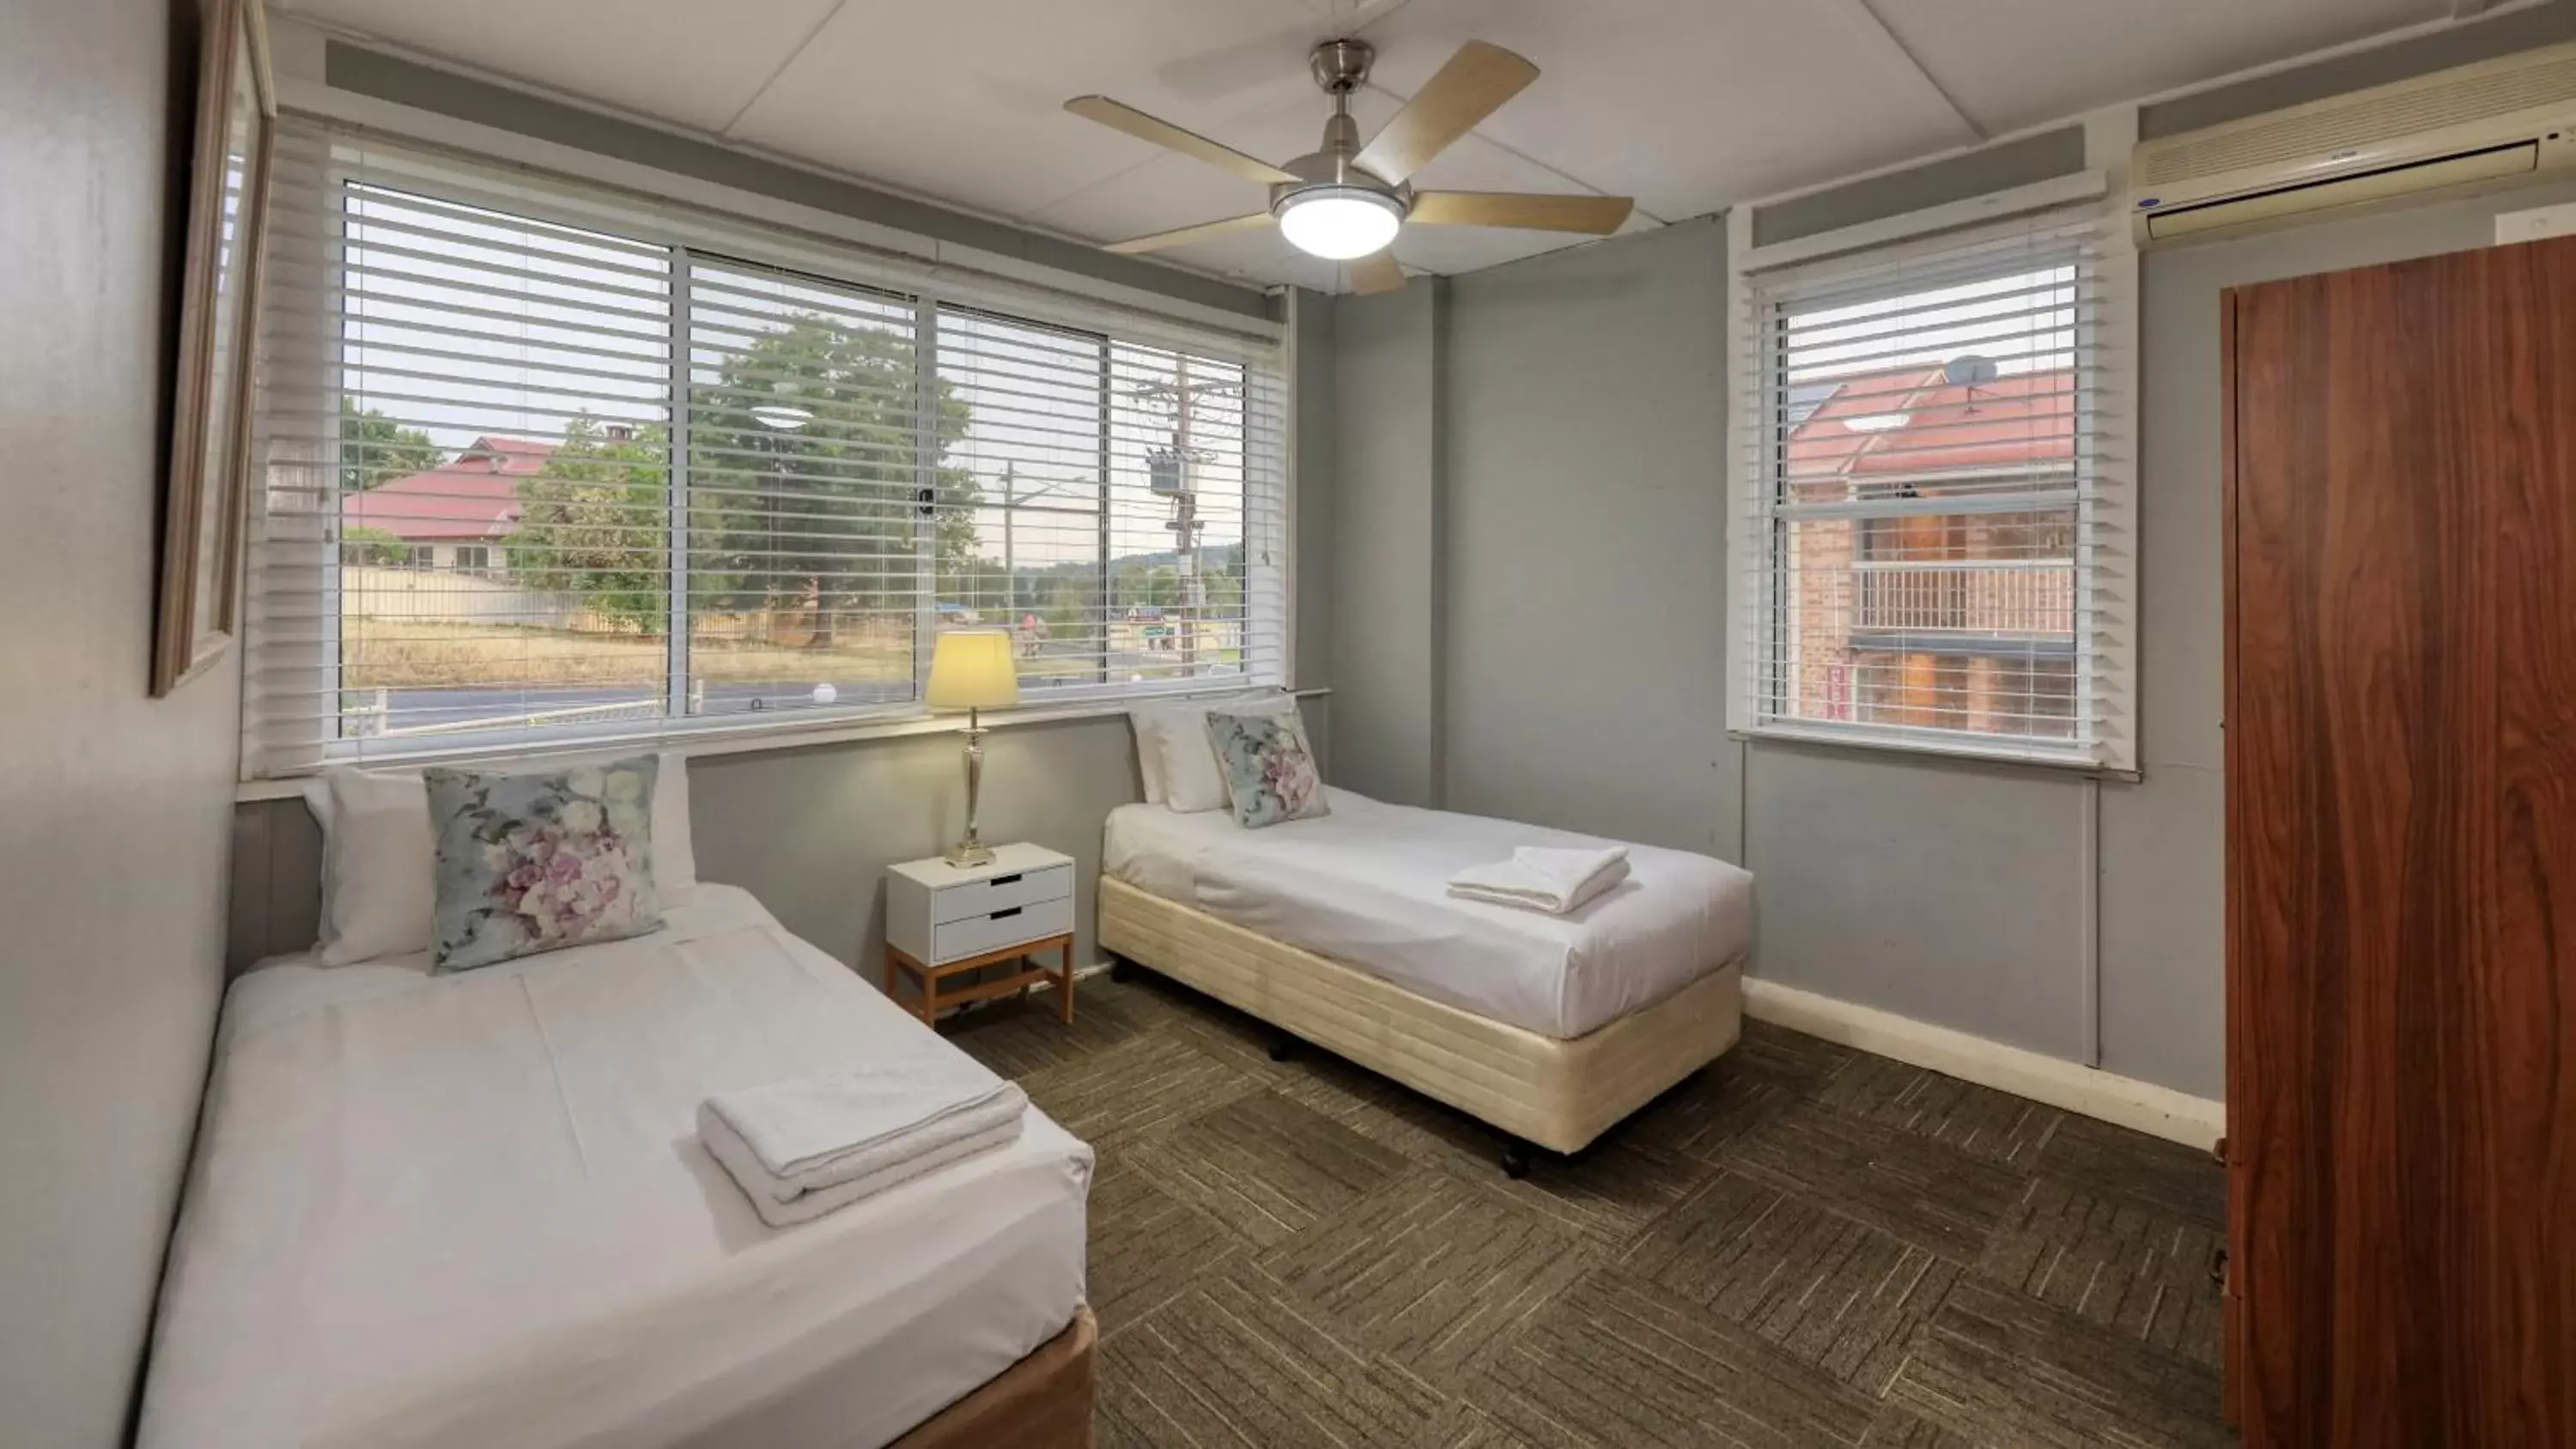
[930,863,1072,925]
[930,894,1073,965]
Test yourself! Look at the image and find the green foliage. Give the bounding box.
[506,314,986,641]
[687,316,978,643]
[511,415,671,634]
[340,524,410,567]
[339,398,442,492]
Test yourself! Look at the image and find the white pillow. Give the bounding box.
[305,767,436,967]
[304,751,699,964]
[1127,707,1172,804]
[653,751,698,897]
[1158,694,1298,815]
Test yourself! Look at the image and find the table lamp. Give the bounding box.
[927,629,1020,867]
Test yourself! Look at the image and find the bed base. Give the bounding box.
[1097,876,1742,1159]
[890,1305,1095,1449]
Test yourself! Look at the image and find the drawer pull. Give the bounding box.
[989,906,1023,921]
[988,872,1023,886]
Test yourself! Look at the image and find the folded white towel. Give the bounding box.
[698,1050,1029,1227]
[1448,845,1632,915]
[702,1104,1024,1226]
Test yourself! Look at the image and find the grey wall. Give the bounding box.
[1327,281,1447,807]
[1314,95,2576,1103]
[1292,288,1336,700]
[0,0,243,1444]
[1440,219,1738,855]
[228,697,1337,973]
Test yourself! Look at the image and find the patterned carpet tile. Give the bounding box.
[1857,1408,1989,1448]
[1127,1088,1411,1246]
[1037,978,2235,1449]
[1257,1168,1598,1385]
[1977,1177,2226,1368]
[1886,1281,2232,1449]
[1816,1054,2067,1170]
[1722,1104,2028,1264]
[1730,1017,1863,1097]
[2035,1114,2228,1233]
[946,983,1159,1077]
[1475,1267,1883,1449]
[1084,1157,1241,1338]
[1623,1168,1961,1394]
[1611,1064,1798,1163]
[1097,1269,1449,1449]
[1011,1030,1262,1147]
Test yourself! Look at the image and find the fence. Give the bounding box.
[342,566,590,630]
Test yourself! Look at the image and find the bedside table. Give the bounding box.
[884,843,1078,1028]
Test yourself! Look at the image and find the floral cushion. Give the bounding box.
[422,755,663,971]
[1204,708,1329,829]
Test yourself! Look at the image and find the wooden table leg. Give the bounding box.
[1059,937,1075,1024]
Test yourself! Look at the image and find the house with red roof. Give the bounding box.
[1777,365,2079,740]
[342,435,558,574]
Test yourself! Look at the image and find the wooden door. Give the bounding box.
[2225,235,2576,1446]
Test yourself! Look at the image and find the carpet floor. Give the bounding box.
[949,971,2233,1449]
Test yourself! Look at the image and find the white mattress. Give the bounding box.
[1103,791,1753,1040]
[140,885,1093,1449]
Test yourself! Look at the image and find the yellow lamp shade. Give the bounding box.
[926,628,1020,712]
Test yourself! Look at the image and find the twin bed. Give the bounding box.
[146,728,1751,1446]
[143,885,1095,1449]
[1103,788,1753,1170]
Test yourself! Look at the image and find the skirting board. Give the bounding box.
[1741,977,2226,1151]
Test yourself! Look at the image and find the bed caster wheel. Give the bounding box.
[1109,955,1140,985]
[1267,1033,1300,1063]
[1501,1141,1534,1179]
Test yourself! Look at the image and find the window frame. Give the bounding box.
[1727,185,2137,774]
[241,129,1288,780]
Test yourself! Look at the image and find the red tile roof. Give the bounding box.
[343,436,557,542]
[1786,367,2075,488]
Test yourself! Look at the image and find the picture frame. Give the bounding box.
[154,0,276,696]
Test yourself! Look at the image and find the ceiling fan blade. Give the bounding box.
[1348,250,1405,295]
[1102,213,1275,255]
[1353,40,1538,185]
[1409,191,1635,234]
[1064,96,1297,186]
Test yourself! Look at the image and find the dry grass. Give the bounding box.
[342,615,908,690]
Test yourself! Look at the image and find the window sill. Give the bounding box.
[1731,722,2139,782]
[234,685,1332,803]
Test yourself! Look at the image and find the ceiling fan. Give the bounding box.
[1065,38,1633,294]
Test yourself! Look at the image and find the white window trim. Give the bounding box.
[241,120,1293,781]
[1724,171,2141,776]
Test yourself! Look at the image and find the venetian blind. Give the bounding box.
[1731,202,2136,770]
[241,120,1286,779]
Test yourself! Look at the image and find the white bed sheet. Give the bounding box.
[140,884,1092,1449]
[1103,791,1753,1039]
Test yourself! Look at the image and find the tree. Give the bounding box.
[339,397,441,492]
[688,315,978,646]
[511,415,669,634]
[340,524,410,567]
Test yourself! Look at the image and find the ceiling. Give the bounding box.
[277,0,2512,294]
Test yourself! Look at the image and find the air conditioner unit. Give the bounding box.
[2130,41,2576,245]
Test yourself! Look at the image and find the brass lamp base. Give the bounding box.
[945,711,994,868]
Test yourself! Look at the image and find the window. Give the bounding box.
[1732,203,2133,768]
[240,125,1285,777]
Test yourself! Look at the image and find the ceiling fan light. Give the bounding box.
[1276,187,1403,260]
